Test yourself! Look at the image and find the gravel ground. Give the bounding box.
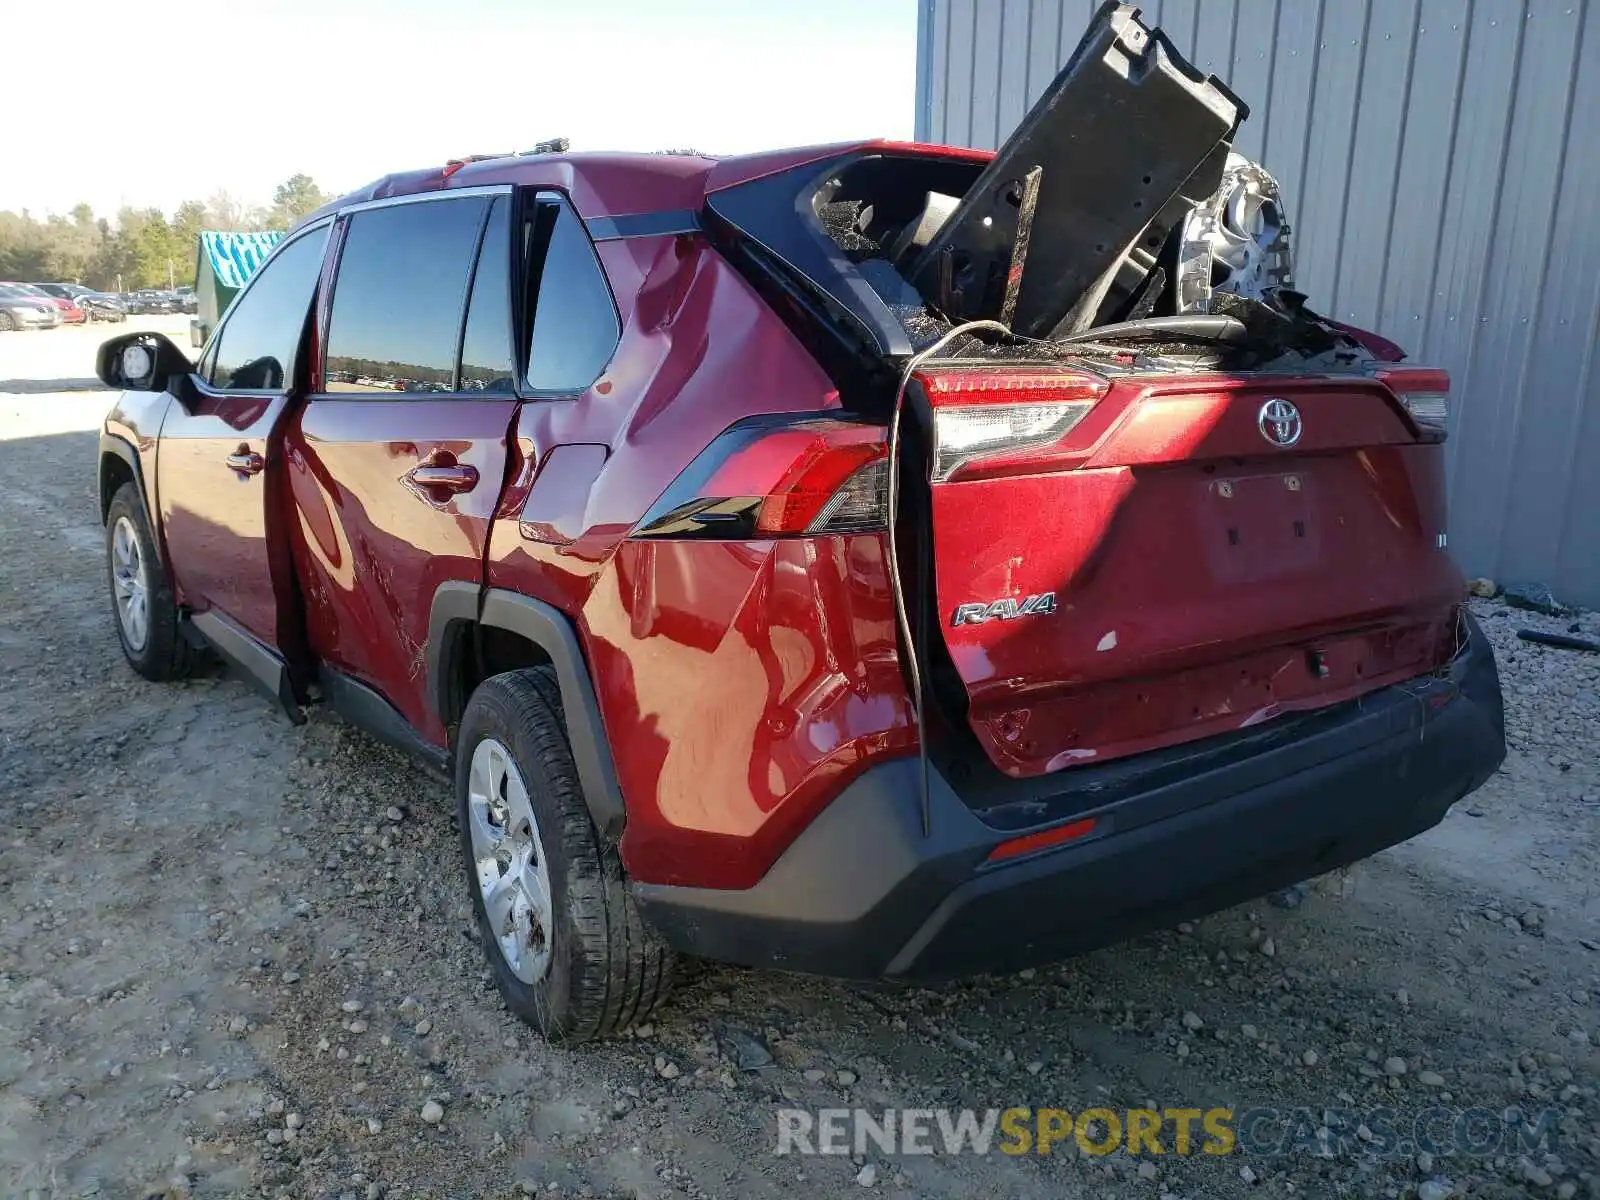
[0,332,1597,1199]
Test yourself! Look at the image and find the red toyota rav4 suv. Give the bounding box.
[96,5,1503,1043]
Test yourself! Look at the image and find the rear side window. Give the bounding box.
[523,199,619,393]
[208,226,329,390]
[459,196,515,394]
[325,197,487,393]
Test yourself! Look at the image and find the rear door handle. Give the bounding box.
[405,463,479,494]
[225,447,265,476]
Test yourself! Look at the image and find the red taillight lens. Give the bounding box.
[756,437,886,535]
[915,368,1109,482]
[1376,367,1451,431]
[916,368,1110,406]
[635,417,889,539]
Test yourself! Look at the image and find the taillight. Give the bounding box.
[1376,367,1450,432]
[783,456,887,534]
[755,434,886,534]
[635,416,888,539]
[916,368,1108,482]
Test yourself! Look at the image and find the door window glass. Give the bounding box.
[325,197,487,394]
[208,225,329,390]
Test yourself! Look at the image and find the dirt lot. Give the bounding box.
[0,316,193,397]
[1,322,1597,1200]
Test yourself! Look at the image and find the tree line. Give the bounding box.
[0,174,330,291]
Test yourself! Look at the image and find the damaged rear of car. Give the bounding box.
[633,2,1505,979]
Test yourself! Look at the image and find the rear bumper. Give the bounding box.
[633,613,1505,980]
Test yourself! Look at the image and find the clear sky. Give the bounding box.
[3,0,918,218]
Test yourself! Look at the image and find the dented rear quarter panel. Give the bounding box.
[484,230,917,888]
[587,535,915,890]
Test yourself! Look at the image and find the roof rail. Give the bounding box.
[443,138,571,178]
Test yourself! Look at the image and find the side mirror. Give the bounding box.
[95,331,192,392]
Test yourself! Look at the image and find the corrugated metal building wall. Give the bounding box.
[916,0,1600,605]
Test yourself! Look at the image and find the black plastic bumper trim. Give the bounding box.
[632,613,1505,980]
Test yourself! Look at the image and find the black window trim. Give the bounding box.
[454,194,516,396]
[194,217,334,398]
[309,184,514,404]
[516,187,623,402]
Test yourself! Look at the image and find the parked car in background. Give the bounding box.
[0,284,61,330]
[79,293,128,323]
[31,282,92,302]
[173,286,198,314]
[32,282,127,323]
[1,281,85,325]
[124,289,183,315]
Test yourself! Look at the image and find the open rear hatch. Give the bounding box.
[915,364,1462,778]
[702,2,1465,783]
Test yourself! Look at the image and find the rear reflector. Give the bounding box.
[1376,367,1451,431]
[916,368,1108,482]
[985,816,1099,863]
[634,416,889,539]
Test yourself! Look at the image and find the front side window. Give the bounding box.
[523,199,620,393]
[208,226,329,391]
[324,197,488,394]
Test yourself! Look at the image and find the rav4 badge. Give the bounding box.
[951,593,1058,626]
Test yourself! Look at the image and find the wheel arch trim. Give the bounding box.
[427,583,627,843]
[99,432,166,568]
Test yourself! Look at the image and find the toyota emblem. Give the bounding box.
[1258,397,1303,447]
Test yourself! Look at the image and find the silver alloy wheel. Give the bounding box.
[110,515,149,652]
[467,737,554,984]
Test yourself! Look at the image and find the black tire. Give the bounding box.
[456,667,675,1043]
[0,312,15,332]
[105,481,195,681]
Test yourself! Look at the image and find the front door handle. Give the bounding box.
[225,446,265,476]
[405,463,479,494]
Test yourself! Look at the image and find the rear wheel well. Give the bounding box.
[441,621,553,736]
[99,453,135,524]
[432,590,628,842]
